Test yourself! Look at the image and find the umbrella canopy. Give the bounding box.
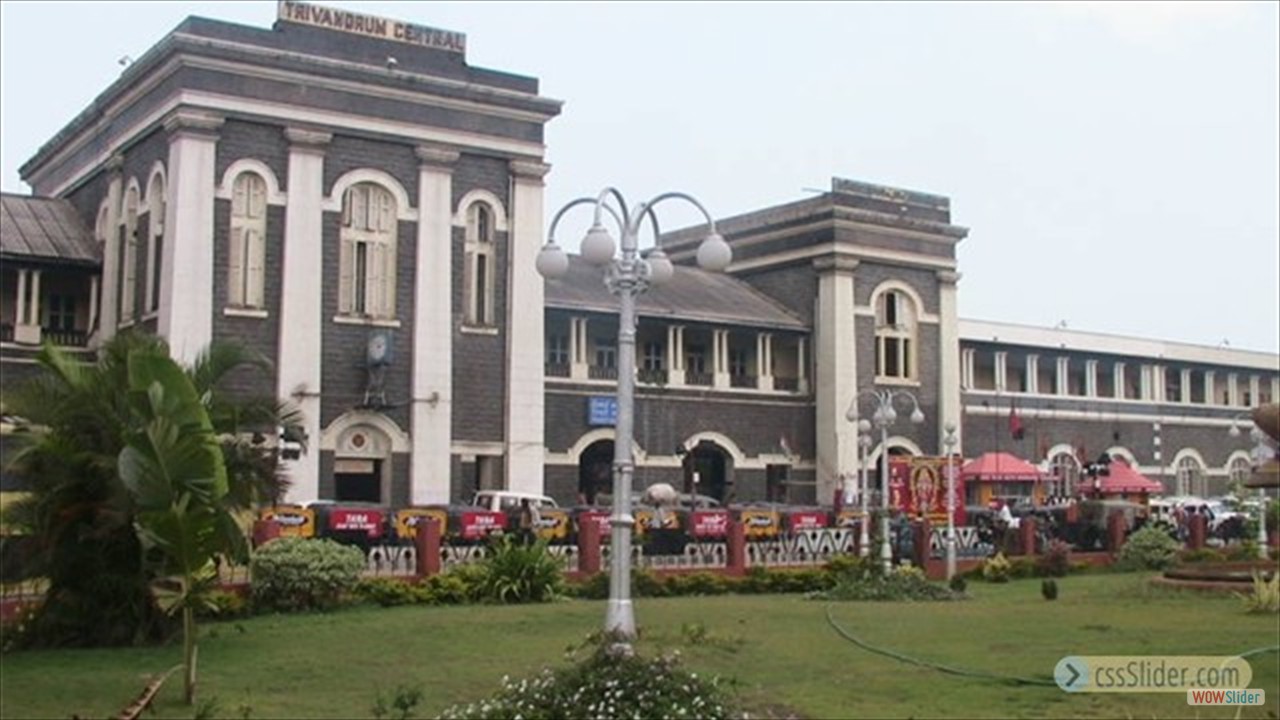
[959,452,1043,483]
[1095,458,1165,494]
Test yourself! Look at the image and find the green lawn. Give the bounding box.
[1,573,1277,719]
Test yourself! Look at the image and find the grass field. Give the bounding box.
[1,573,1277,719]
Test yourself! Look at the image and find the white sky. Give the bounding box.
[2,1,1277,353]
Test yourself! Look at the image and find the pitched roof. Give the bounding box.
[0,194,99,266]
[959,452,1043,482]
[545,254,807,331]
[1096,458,1165,494]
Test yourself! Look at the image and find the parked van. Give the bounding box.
[470,490,558,513]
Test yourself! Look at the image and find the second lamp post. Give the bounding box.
[847,389,924,574]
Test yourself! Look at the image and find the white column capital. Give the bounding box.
[936,269,962,284]
[813,254,859,274]
[509,159,551,183]
[416,144,461,169]
[163,109,224,139]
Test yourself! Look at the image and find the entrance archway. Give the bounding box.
[689,440,733,503]
[334,424,391,503]
[578,440,614,505]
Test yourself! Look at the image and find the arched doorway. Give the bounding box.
[578,440,614,505]
[689,440,732,503]
[334,424,391,503]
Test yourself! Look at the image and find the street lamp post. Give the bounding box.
[1230,419,1275,560]
[942,422,959,581]
[846,389,925,574]
[858,419,872,557]
[535,188,731,647]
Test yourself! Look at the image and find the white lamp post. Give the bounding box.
[847,389,925,574]
[857,419,872,557]
[536,188,730,647]
[942,421,958,581]
[1230,420,1275,560]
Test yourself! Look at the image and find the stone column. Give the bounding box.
[1026,355,1039,394]
[1205,371,1216,405]
[277,127,331,503]
[936,270,961,452]
[412,145,460,505]
[797,336,808,393]
[1114,362,1126,400]
[159,109,223,364]
[712,329,730,389]
[1249,375,1260,407]
[506,160,551,494]
[757,332,774,391]
[666,325,685,388]
[814,254,858,505]
[1180,369,1192,404]
[1056,357,1069,396]
[570,316,589,380]
[88,276,100,334]
[1228,373,1240,407]
[1085,359,1098,397]
[994,351,1008,393]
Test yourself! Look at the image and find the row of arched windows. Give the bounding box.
[95,166,166,325]
[1045,449,1252,497]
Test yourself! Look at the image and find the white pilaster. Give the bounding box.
[1249,375,1260,407]
[1085,359,1098,397]
[98,157,124,344]
[277,127,331,503]
[412,145,460,505]
[814,255,858,503]
[506,160,550,495]
[1114,362,1126,400]
[1205,371,1216,405]
[666,325,685,387]
[994,351,1008,393]
[757,331,774,391]
[159,109,222,364]
[936,270,962,452]
[88,275,100,332]
[1140,365,1153,401]
[797,336,809,393]
[14,269,27,325]
[1228,373,1240,407]
[570,316,589,380]
[1056,356,1068,396]
[1026,354,1039,394]
[1180,369,1192,404]
[712,329,730,389]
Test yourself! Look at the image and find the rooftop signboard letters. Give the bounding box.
[278,1,466,54]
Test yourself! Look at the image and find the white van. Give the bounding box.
[470,490,558,513]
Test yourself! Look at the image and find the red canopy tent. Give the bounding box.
[959,452,1043,482]
[1093,457,1164,495]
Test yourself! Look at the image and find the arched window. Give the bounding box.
[339,183,397,319]
[1175,455,1204,497]
[229,172,267,309]
[464,202,495,325]
[120,185,139,322]
[875,289,917,381]
[145,173,166,314]
[1228,456,1252,491]
[1049,452,1081,498]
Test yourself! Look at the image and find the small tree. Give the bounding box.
[119,347,247,705]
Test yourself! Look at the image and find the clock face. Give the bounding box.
[368,334,388,363]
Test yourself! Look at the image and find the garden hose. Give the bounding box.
[823,605,1280,688]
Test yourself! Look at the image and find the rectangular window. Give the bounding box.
[46,294,75,332]
[686,345,707,374]
[475,254,489,324]
[354,242,368,315]
[642,341,665,371]
[547,335,569,365]
[729,349,748,377]
[150,233,163,312]
[595,344,616,369]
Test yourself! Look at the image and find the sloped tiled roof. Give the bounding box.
[0,193,99,266]
[546,254,806,331]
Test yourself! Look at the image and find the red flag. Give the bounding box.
[1009,401,1025,440]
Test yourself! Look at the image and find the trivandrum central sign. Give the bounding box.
[277,1,466,54]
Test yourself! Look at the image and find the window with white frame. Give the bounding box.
[145,173,166,314]
[228,172,267,309]
[875,289,917,380]
[1228,456,1252,489]
[120,186,139,322]
[1175,456,1204,497]
[642,341,665,371]
[339,183,397,319]
[464,202,496,325]
[594,343,616,370]
[546,334,569,365]
[1048,452,1080,498]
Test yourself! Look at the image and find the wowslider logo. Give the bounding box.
[1055,656,1252,693]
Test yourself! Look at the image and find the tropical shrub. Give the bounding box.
[250,538,365,612]
[1116,525,1182,571]
[981,553,1012,583]
[817,564,958,602]
[438,632,740,720]
[1238,571,1280,613]
[354,578,421,607]
[472,535,564,604]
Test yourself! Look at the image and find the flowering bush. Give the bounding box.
[250,538,366,612]
[981,552,1012,583]
[437,632,741,719]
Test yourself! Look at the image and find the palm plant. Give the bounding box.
[3,331,302,650]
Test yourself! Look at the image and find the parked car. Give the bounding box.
[470,490,558,513]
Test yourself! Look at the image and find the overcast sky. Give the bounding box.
[2,1,1277,353]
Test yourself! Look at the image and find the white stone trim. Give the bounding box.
[505,164,548,494]
[866,436,925,467]
[1169,447,1208,471]
[682,431,749,467]
[960,319,1280,371]
[962,399,1258,428]
[452,188,510,231]
[1224,449,1253,473]
[216,159,287,205]
[323,169,418,220]
[1105,446,1138,466]
[320,410,411,453]
[721,239,958,274]
[157,127,216,364]
[143,161,167,208]
[332,315,402,328]
[1043,443,1080,466]
[223,307,269,319]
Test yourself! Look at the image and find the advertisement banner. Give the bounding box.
[260,505,314,538]
[456,510,506,541]
[394,508,447,540]
[535,508,571,542]
[786,509,830,532]
[634,508,681,536]
[889,457,967,526]
[328,507,384,537]
[834,509,866,529]
[736,508,781,539]
[688,509,730,538]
